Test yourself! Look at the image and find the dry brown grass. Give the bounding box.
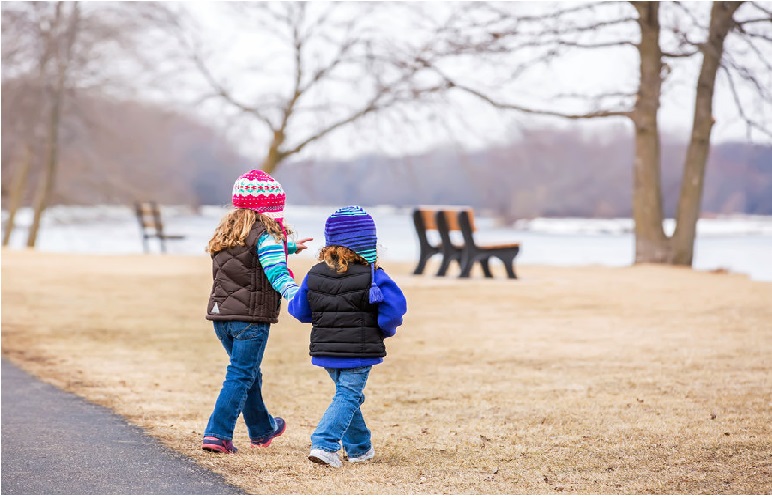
[2,248,771,494]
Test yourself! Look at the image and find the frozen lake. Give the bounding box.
[3,205,771,282]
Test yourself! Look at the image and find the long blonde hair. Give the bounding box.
[207,209,291,255]
[318,246,376,273]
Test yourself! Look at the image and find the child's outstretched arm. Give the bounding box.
[287,237,313,255]
[374,268,407,337]
[257,232,299,300]
[287,274,313,323]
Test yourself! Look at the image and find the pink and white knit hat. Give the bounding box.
[232,170,286,221]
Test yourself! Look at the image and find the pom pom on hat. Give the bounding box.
[232,170,285,221]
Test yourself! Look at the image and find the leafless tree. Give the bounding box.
[420,1,771,267]
[1,1,175,247]
[165,2,504,174]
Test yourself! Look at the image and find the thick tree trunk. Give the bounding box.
[2,145,33,247]
[259,130,287,175]
[670,2,742,266]
[631,2,669,263]
[259,151,281,175]
[26,85,63,248]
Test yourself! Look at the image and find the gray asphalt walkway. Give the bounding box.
[1,359,243,495]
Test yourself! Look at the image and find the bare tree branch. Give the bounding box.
[671,1,709,30]
[721,52,772,101]
[721,65,772,142]
[188,50,276,131]
[448,80,632,120]
[729,25,772,74]
[284,76,455,157]
[662,47,702,58]
[735,17,772,24]
[552,90,638,102]
[749,1,772,18]
[485,1,627,25]
[736,28,772,41]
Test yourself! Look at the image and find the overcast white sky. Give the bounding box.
[173,2,771,162]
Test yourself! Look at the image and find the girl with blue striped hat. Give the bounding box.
[288,205,408,468]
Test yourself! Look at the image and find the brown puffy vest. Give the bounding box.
[206,221,281,323]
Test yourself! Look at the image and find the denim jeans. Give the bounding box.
[311,366,372,458]
[204,321,277,441]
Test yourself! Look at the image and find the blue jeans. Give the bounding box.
[204,321,278,441]
[311,366,372,458]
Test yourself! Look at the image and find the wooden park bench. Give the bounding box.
[412,206,521,279]
[134,201,186,254]
[412,206,463,275]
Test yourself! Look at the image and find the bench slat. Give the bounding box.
[416,205,474,232]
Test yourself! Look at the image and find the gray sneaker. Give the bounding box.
[308,448,342,468]
[347,447,375,463]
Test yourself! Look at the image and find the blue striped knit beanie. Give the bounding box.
[324,205,382,303]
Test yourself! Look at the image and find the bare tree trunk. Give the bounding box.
[2,144,34,247]
[26,2,79,248]
[631,2,669,263]
[671,1,743,266]
[259,130,287,175]
[26,85,64,247]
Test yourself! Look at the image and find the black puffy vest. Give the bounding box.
[206,222,281,323]
[306,262,385,358]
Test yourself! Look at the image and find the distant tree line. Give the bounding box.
[3,92,768,220]
[1,92,245,209]
[276,126,772,221]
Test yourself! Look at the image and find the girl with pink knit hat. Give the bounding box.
[201,170,312,454]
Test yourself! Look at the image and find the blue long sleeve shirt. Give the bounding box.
[288,266,407,368]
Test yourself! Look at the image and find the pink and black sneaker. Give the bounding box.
[202,436,237,454]
[251,417,287,447]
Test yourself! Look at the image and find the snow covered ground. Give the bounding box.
[4,205,771,281]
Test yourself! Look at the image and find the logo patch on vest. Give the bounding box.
[211,302,220,314]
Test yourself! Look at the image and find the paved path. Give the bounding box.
[1,359,243,495]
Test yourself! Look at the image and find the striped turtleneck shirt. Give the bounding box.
[256,232,299,300]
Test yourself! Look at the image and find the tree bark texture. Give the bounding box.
[631,2,669,263]
[26,79,64,247]
[259,130,289,175]
[2,145,33,247]
[670,2,743,266]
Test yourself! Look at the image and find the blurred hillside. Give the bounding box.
[2,95,770,219]
[277,128,772,221]
[1,89,245,208]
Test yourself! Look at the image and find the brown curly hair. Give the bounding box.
[318,246,377,273]
[207,208,292,255]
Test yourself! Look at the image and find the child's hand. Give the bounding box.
[295,238,313,254]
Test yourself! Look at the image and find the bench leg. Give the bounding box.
[479,258,493,278]
[459,255,474,278]
[142,236,150,254]
[436,253,453,277]
[503,256,517,279]
[413,252,430,275]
